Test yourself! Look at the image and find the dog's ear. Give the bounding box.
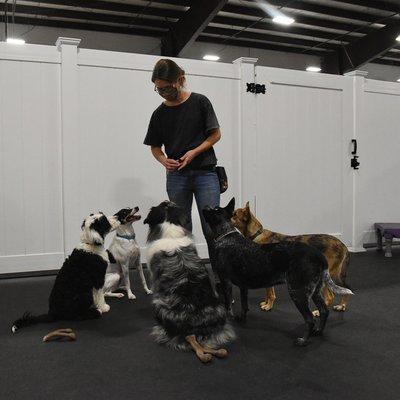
[202,207,214,224]
[81,219,86,230]
[167,206,187,227]
[225,197,235,217]
[244,201,251,219]
[90,215,112,239]
[143,207,164,226]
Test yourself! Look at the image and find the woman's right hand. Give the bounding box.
[163,158,181,171]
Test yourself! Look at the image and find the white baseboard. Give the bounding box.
[0,252,65,274]
[348,247,367,253]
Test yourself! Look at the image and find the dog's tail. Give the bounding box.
[323,270,354,295]
[11,312,55,333]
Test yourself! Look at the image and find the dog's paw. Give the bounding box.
[128,292,137,300]
[312,310,320,318]
[333,304,346,312]
[294,337,309,347]
[116,293,124,298]
[145,289,153,295]
[260,302,273,312]
[101,304,110,313]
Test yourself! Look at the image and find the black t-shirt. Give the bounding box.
[144,92,219,169]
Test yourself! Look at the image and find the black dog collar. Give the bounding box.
[249,227,264,241]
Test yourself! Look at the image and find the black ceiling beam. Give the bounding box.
[203,26,340,51]
[222,3,379,34]
[20,0,184,20]
[371,58,400,67]
[323,21,400,74]
[197,35,329,57]
[161,0,229,56]
[0,14,164,38]
[244,0,394,23]
[213,15,359,42]
[385,51,400,59]
[139,0,190,6]
[332,0,400,14]
[0,3,169,30]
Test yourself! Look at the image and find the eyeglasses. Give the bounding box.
[154,84,175,94]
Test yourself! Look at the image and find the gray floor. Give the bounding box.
[1,249,400,400]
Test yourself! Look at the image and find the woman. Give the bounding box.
[144,59,221,271]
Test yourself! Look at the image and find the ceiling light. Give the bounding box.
[6,38,25,45]
[255,1,295,25]
[396,35,400,42]
[203,54,220,61]
[306,66,321,72]
[397,78,400,82]
[272,15,295,25]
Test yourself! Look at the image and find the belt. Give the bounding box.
[188,165,216,171]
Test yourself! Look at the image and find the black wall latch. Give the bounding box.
[351,139,360,169]
[351,156,360,170]
[247,83,266,94]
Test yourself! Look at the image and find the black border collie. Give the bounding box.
[12,212,122,332]
[144,201,235,363]
[203,198,353,346]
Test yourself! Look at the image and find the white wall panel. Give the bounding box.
[61,51,240,258]
[358,81,400,244]
[0,56,63,273]
[1,39,399,274]
[252,66,350,242]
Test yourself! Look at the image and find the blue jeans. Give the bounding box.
[166,169,220,268]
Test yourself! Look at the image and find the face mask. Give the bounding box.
[157,85,179,101]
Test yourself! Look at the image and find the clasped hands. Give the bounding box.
[164,149,198,171]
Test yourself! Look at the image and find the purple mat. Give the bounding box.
[374,223,400,238]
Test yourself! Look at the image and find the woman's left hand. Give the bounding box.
[178,149,198,170]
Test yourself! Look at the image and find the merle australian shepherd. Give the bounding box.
[203,198,353,346]
[11,211,123,333]
[144,200,235,363]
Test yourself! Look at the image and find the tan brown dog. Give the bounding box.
[231,202,351,313]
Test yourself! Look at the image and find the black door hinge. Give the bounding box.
[247,83,266,94]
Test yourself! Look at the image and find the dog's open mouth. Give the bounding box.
[126,208,141,222]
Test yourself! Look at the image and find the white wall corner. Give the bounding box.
[345,70,369,78]
[55,37,81,51]
[233,57,258,65]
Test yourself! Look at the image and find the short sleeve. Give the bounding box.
[201,96,220,134]
[144,110,163,147]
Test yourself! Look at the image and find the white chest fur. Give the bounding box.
[108,236,140,266]
[76,243,109,262]
[146,222,193,264]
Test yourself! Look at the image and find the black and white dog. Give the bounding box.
[144,201,235,363]
[203,198,354,346]
[12,212,121,332]
[104,207,152,299]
